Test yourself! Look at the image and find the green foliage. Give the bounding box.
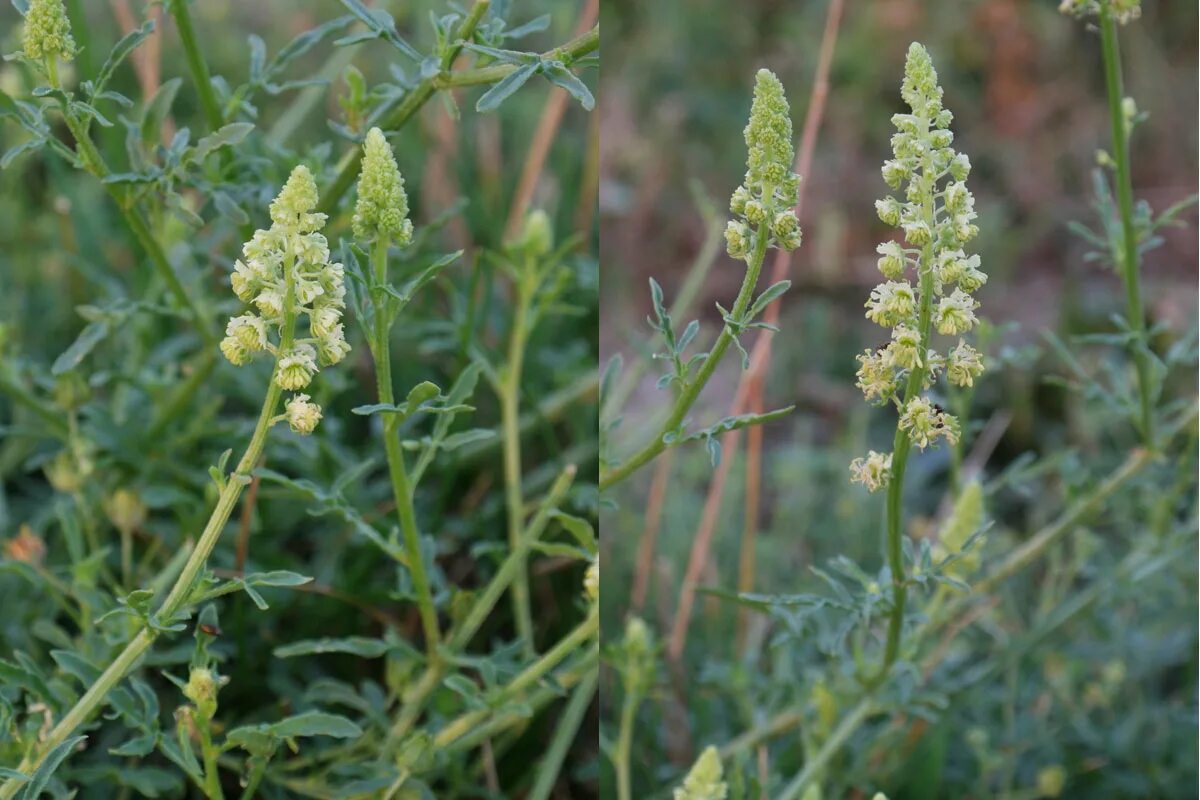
[600,5,1197,799]
[0,0,598,797]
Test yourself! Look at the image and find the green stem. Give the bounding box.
[0,312,295,797]
[47,75,214,344]
[614,687,640,800]
[0,368,68,437]
[437,26,599,89]
[370,238,441,659]
[237,759,269,800]
[600,222,769,491]
[448,465,576,651]
[1099,8,1154,446]
[527,667,599,800]
[433,611,598,746]
[381,465,576,755]
[318,17,597,215]
[441,650,597,755]
[876,136,939,682]
[777,699,875,800]
[169,0,223,131]
[502,267,535,653]
[198,716,224,800]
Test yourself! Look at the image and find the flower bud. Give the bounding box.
[743,199,767,226]
[220,335,252,366]
[724,221,750,261]
[276,347,317,391]
[876,241,906,279]
[514,209,553,257]
[285,393,322,435]
[104,488,146,534]
[771,210,801,250]
[729,185,751,216]
[875,197,902,226]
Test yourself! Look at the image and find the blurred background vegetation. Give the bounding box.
[1,0,599,796]
[599,1,1197,797]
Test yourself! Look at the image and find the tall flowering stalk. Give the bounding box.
[351,127,441,658]
[851,43,986,678]
[0,167,345,796]
[1060,0,1154,445]
[599,69,801,490]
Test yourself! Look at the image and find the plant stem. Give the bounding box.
[613,687,640,800]
[437,27,599,90]
[1099,7,1155,447]
[0,367,68,437]
[380,465,577,755]
[197,716,224,800]
[449,465,576,651]
[441,650,596,754]
[527,666,599,800]
[875,139,939,681]
[169,0,223,131]
[0,307,295,797]
[237,759,268,800]
[502,266,535,653]
[46,68,214,344]
[370,238,441,659]
[433,611,597,745]
[318,18,598,214]
[600,224,769,491]
[777,699,875,800]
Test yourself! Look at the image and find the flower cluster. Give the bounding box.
[1058,0,1141,24]
[852,43,986,492]
[221,165,348,435]
[725,69,802,262]
[21,0,75,63]
[352,127,414,246]
[674,747,727,800]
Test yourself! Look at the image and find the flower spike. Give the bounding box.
[352,127,414,245]
[221,165,350,435]
[726,69,803,262]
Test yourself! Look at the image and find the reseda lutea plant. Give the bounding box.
[851,42,985,680]
[600,68,800,489]
[1,166,345,798]
[601,67,802,800]
[2,0,601,795]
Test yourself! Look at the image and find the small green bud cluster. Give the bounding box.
[223,166,349,435]
[1059,0,1141,24]
[725,69,803,262]
[853,44,986,493]
[352,128,414,245]
[183,666,225,720]
[673,746,728,800]
[21,0,75,63]
[619,617,656,697]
